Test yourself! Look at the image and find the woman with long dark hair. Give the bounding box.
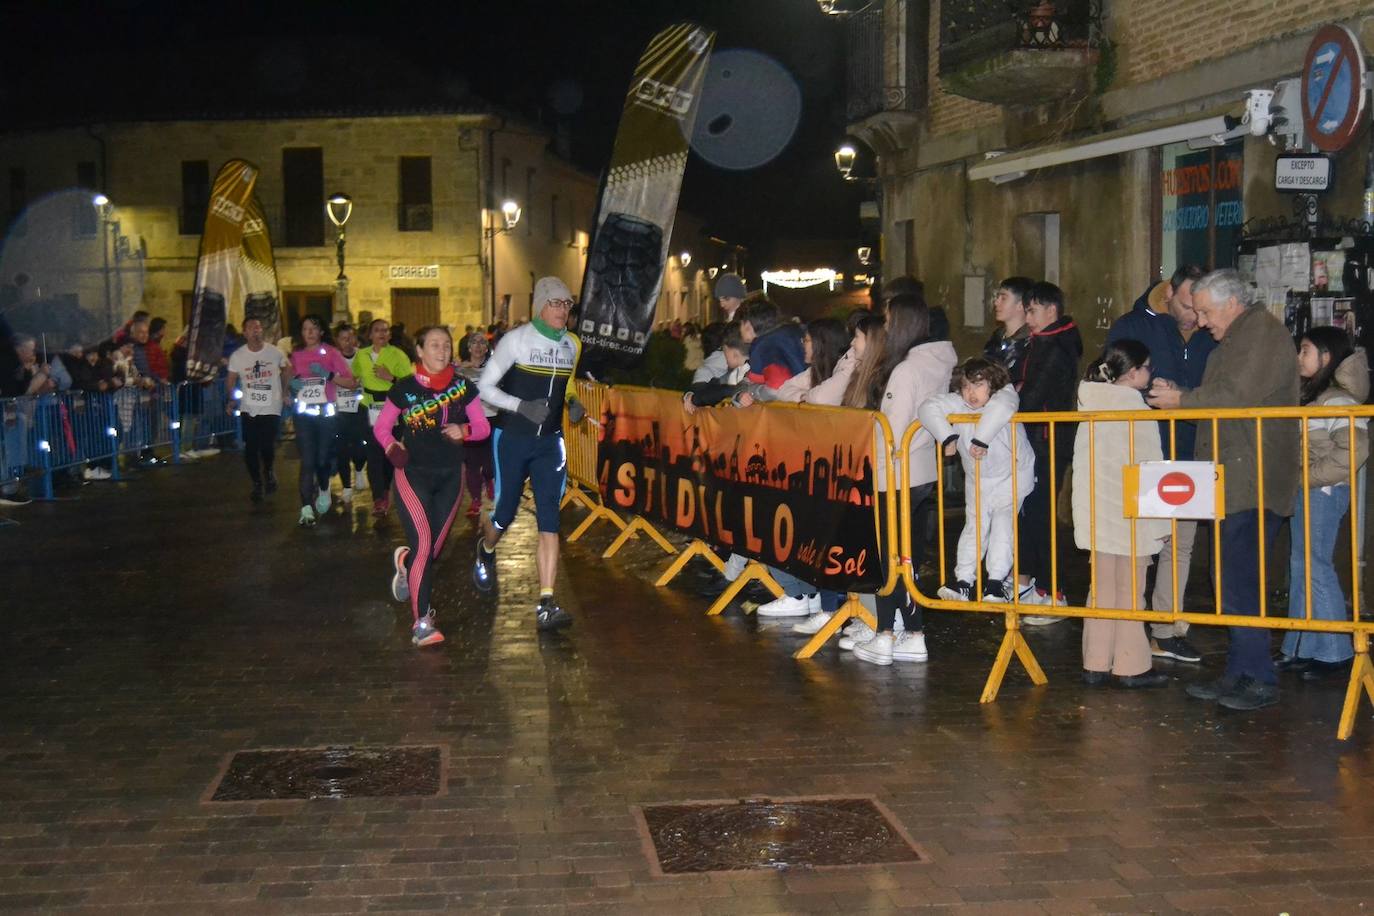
[1279,326,1368,679]
[373,326,490,647]
[289,314,357,527]
[841,293,956,666]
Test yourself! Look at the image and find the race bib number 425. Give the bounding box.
[298,378,327,406]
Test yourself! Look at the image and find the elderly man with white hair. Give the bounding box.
[1147,269,1300,712]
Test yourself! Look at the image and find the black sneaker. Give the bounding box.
[250,482,264,503]
[473,538,497,593]
[1185,673,1241,701]
[983,579,1009,603]
[0,488,32,507]
[535,596,572,632]
[1151,636,1202,663]
[1216,676,1279,711]
[265,472,278,495]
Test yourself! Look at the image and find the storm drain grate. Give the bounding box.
[206,745,445,801]
[634,796,925,874]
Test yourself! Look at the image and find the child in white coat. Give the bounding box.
[1072,339,1171,688]
[919,358,1035,602]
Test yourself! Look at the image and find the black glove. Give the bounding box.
[516,398,551,425]
[566,397,586,424]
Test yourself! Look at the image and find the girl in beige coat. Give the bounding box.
[1072,340,1171,687]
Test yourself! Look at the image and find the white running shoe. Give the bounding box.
[723,553,748,582]
[854,632,894,666]
[791,611,833,635]
[341,487,354,503]
[391,546,410,602]
[756,594,814,617]
[893,631,929,662]
[82,466,111,481]
[838,621,875,651]
[298,505,316,527]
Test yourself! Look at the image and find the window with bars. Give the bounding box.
[398,156,433,232]
[281,147,324,247]
[180,160,210,235]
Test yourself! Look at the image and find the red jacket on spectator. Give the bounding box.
[145,339,170,382]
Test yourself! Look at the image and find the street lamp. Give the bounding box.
[93,194,113,333]
[857,246,872,266]
[486,199,521,236]
[834,144,857,180]
[326,192,353,322]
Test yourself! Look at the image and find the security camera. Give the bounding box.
[1243,89,1274,137]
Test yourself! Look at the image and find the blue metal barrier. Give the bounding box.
[0,380,242,499]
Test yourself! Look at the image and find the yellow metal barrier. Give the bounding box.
[901,403,1374,739]
[561,379,629,542]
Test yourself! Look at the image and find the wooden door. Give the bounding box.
[390,288,440,334]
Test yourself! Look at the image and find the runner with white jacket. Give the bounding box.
[918,358,1035,602]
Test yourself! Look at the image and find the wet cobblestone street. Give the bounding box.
[3,454,1374,913]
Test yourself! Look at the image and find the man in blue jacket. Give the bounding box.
[1107,264,1215,665]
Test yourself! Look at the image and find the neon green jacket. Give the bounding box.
[352,344,414,407]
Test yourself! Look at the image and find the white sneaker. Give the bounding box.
[893,631,928,662]
[806,593,823,612]
[196,447,220,457]
[82,467,111,481]
[1021,614,1068,626]
[298,505,316,527]
[341,487,354,503]
[791,611,833,635]
[723,553,748,582]
[854,632,894,665]
[838,621,875,651]
[756,594,814,617]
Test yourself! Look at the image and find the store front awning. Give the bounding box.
[968,102,1246,181]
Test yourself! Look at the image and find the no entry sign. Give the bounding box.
[1157,472,1195,506]
[1301,24,1368,153]
[1124,461,1224,520]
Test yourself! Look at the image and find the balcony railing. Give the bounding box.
[939,0,1102,76]
[846,2,927,122]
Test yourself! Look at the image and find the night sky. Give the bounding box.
[1,0,865,267]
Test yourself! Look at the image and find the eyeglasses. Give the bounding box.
[545,299,574,311]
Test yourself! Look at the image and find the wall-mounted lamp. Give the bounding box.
[857,246,872,266]
[487,199,522,237]
[834,144,857,180]
[679,251,691,268]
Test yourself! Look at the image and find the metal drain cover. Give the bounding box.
[207,745,444,801]
[635,796,924,874]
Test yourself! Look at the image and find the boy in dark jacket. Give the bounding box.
[740,298,805,390]
[1016,281,1083,615]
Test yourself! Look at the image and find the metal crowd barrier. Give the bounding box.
[899,403,1374,740]
[557,381,898,647]
[1,379,242,499]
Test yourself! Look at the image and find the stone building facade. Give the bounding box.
[0,109,709,339]
[844,0,1374,360]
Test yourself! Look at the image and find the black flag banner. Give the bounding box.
[185,160,259,381]
[577,23,714,378]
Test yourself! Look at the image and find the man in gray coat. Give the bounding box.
[1147,269,1299,711]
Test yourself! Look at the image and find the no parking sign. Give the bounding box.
[1123,461,1225,520]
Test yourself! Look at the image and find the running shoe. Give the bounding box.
[250,482,264,503]
[265,472,278,495]
[0,489,31,506]
[791,611,833,635]
[937,580,973,602]
[372,497,389,518]
[298,505,316,527]
[473,538,497,593]
[391,546,411,602]
[535,596,573,631]
[314,489,331,515]
[412,610,445,647]
[341,487,353,503]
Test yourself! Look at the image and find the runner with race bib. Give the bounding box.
[226,316,292,503]
[288,315,357,527]
[372,326,489,647]
[331,323,369,505]
[352,318,413,518]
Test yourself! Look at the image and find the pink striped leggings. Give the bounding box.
[393,466,464,622]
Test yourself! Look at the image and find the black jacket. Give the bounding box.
[983,324,1031,388]
[1019,315,1083,452]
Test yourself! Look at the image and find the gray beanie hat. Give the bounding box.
[714,273,746,300]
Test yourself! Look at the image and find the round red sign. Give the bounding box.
[1158,472,1195,506]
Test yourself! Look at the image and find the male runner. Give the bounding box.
[473,276,585,631]
[226,316,292,501]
